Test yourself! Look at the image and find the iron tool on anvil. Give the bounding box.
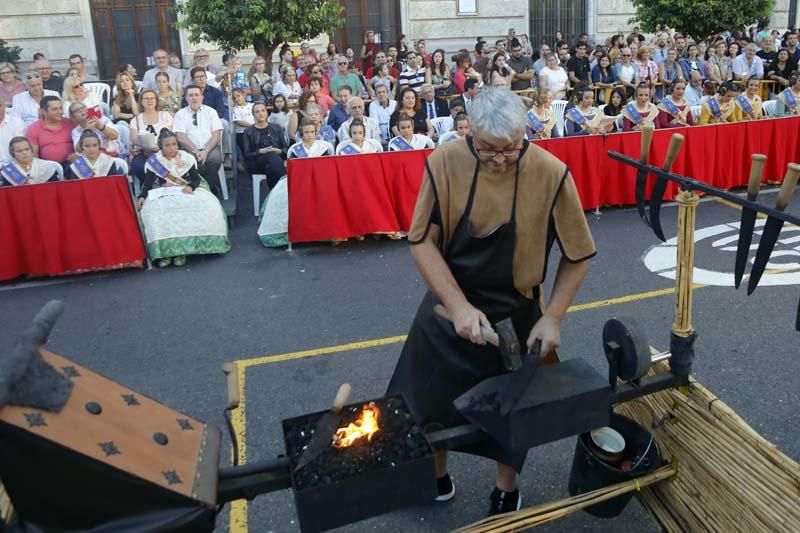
[386,88,597,515]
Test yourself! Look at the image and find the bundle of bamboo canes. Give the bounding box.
[453,465,675,533]
[615,361,800,531]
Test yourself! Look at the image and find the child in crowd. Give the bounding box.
[288,118,335,158]
[231,88,254,158]
[388,114,435,151]
[335,119,383,154]
[437,113,469,145]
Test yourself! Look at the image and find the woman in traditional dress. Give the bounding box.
[389,114,435,150]
[622,83,660,131]
[437,113,470,145]
[0,137,59,186]
[70,130,121,178]
[136,129,230,267]
[698,81,743,124]
[565,87,613,136]
[775,73,800,117]
[525,90,558,140]
[656,78,695,128]
[335,119,383,155]
[736,78,763,120]
[287,118,335,158]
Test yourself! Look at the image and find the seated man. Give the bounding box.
[33,57,63,94]
[368,84,397,145]
[24,96,77,176]
[173,85,224,196]
[69,102,120,158]
[142,48,185,93]
[68,54,98,82]
[183,67,232,168]
[326,85,353,132]
[337,96,380,143]
[0,96,25,163]
[183,49,219,88]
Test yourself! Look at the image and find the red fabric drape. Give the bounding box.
[0,175,146,281]
[286,117,800,243]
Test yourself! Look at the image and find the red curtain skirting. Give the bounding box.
[288,116,800,243]
[0,175,146,281]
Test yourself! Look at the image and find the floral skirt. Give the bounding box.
[257,176,289,248]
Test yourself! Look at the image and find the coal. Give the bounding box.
[284,396,430,491]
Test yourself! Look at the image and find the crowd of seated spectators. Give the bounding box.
[2,23,800,201]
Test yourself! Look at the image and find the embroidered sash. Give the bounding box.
[660,99,679,116]
[70,156,94,179]
[340,143,361,155]
[1,163,27,185]
[782,89,797,108]
[293,144,309,158]
[566,107,586,124]
[737,95,753,114]
[707,98,721,117]
[527,111,544,133]
[625,103,642,124]
[391,137,414,150]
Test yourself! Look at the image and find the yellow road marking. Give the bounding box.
[229,363,248,532]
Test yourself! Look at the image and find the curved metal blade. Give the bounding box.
[635,170,649,223]
[648,178,669,242]
[747,218,784,295]
[733,208,758,289]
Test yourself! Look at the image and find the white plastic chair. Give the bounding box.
[690,105,702,122]
[762,100,777,118]
[615,115,624,131]
[84,83,111,106]
[218,166,229,200]
[431,117,453,137]
[551,99,568,137]
[252,174,266,216]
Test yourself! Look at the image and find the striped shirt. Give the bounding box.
[398,67,426,92]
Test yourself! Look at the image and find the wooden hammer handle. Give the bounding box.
[640,123,655,163]
[662,133,684,171]
[433,304,499,347]
[776,163,800,211]
[222,362,240,410]
[747,154,768,199]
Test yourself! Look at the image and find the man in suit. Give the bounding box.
[420,84,449,120]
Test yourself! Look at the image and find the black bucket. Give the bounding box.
[567,413,661,518]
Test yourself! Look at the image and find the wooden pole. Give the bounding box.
[671,189,699,337]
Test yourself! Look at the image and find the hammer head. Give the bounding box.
[494,318,522,371]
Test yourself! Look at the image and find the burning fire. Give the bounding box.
[332,403,381,448]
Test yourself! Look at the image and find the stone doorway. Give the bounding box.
[333,0,401,56]
[529,0,587,48]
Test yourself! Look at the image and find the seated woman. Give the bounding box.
[258,120,331,247]
[69,130,121,178]
[622,83,660,131]
[526,90,558,139]
[389,113,435,150]
[438,113,470,145]
[335,119,383,154]
[287,91,318,141]
[136,129,230,267]
[291,103,336,144]
[112,71,140,124]
[155,72,181,114]
[565,87,614,136]
[656,78,696,128]
[0,136,59,186]
[287,118,335,158]
[62,79,103,118]
[698,81,743,124]
[273,67,302,108]
[242,102,287,190]
[736,78,763,120]
[130,89,173,186]
[0,63,25,103]
[775,73,800,117]
[389,87,432,137]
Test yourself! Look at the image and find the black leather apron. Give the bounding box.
[387,141,542,472]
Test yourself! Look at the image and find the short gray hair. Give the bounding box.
[469,88,527,145]
[305,103,322,115]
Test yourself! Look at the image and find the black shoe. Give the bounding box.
[488,487,522,515]
[434,473,456,502]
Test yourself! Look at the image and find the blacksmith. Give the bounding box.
[387,88,595,515]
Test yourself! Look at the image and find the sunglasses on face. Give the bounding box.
[26,73,41,79]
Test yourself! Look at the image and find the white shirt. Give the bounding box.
[0,113,25,163]
[288,140,334,158]
[538,67,568,97]
[142,66,185,92]
[173,104,223,149]
[437,131,463,146]
[732,54,764,79]
[12,90,60,128]
[368,99,397,142]
[232,103,254,134]
[388,134,434,151]
[337,115,381,143]
[335,139,384,155]
[71,117,120,152]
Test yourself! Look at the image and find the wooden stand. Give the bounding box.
[671,190,700,338]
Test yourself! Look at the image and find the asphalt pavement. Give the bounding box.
[2,173,799,533]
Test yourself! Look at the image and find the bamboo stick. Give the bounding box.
[672,189,699,337]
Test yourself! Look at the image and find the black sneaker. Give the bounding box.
[488,487,522,515]
[434,473,456,502]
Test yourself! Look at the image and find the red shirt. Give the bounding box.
[26,118,76,163]
[365,67,399,79]
[299,72,331,95]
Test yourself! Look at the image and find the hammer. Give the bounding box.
[433,304,523,371]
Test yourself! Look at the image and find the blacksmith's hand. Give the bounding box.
[527,314,561,357]
[452,302,491,345]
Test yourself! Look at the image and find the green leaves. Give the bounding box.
[176,0,343,55]
[630,0,775,41]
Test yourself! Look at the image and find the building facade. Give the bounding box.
[2,0,799,80]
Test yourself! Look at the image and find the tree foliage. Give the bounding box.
[629,0,775,41]
[176,0,343,62]
[0,39,23,67]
